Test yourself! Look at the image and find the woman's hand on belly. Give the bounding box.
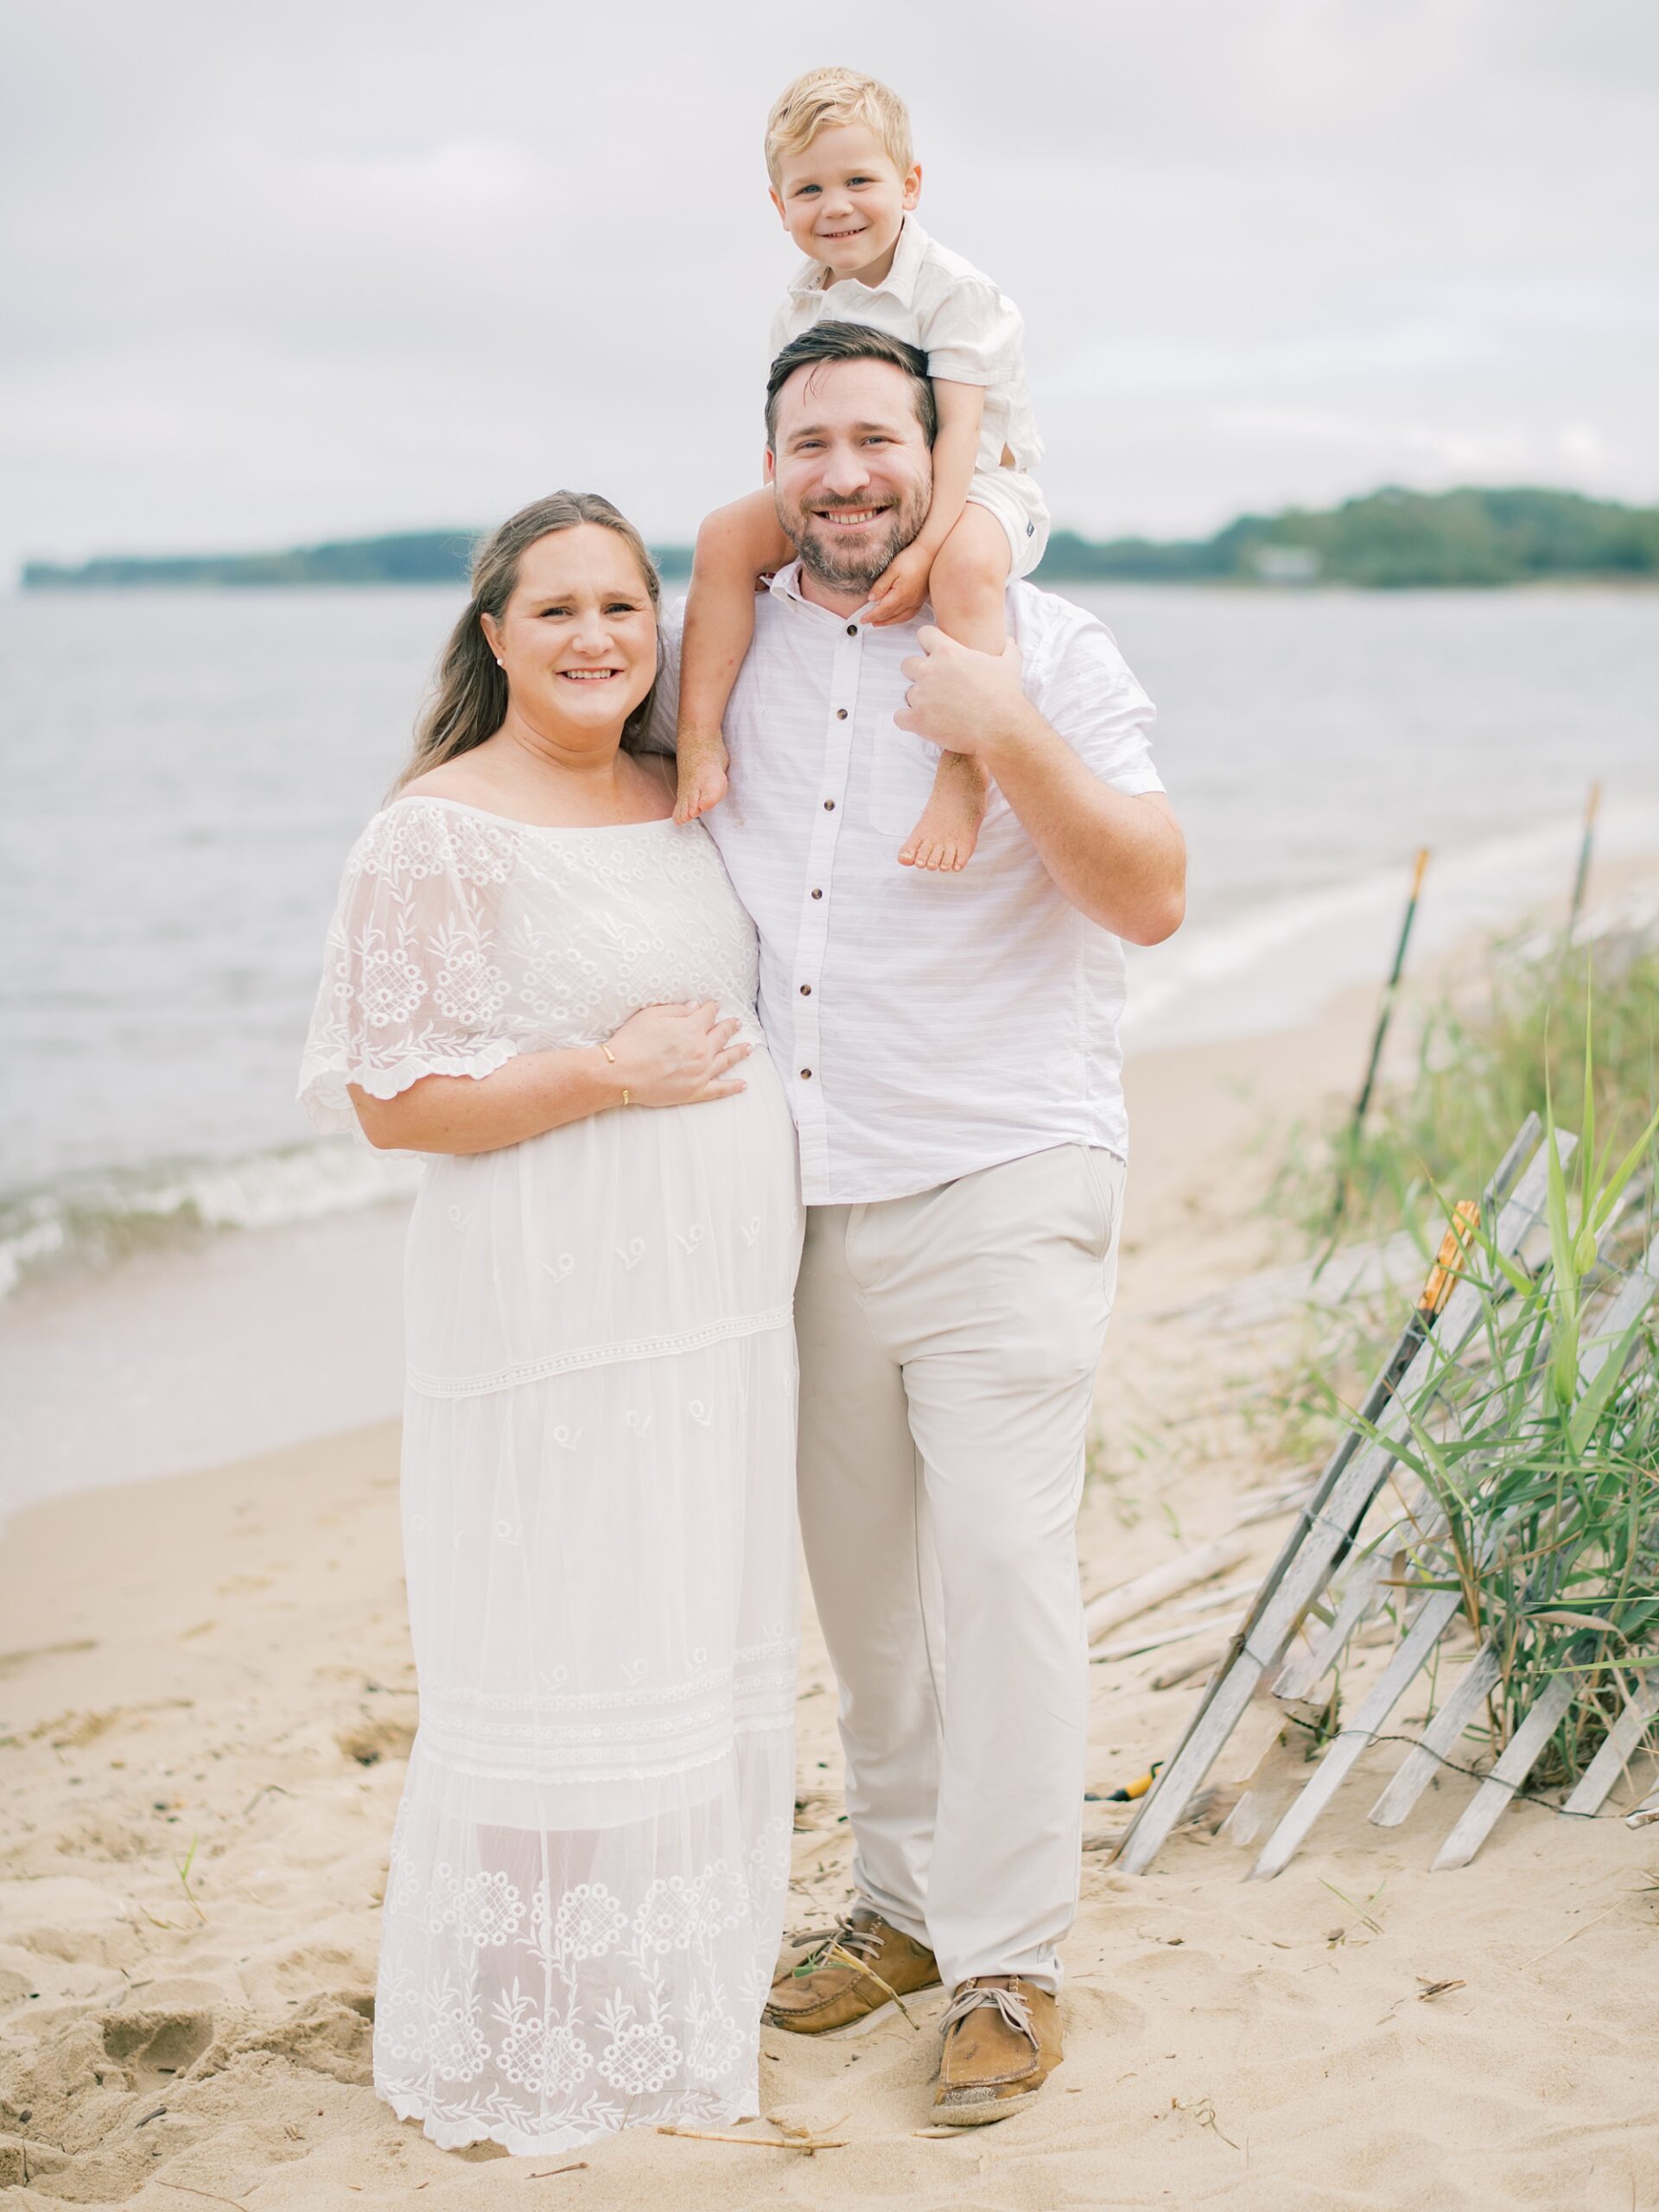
[350,1002,749,1155]
[607,1000,752,1109]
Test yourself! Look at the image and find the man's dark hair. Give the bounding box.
[765,322,937,451]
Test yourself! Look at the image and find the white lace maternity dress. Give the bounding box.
[298,795,801,2155]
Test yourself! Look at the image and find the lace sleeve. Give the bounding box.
[297,802,520,1135]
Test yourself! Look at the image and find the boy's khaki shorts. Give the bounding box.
[965,465,1050,580]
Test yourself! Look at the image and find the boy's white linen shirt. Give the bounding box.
[645,568,1163,1206]
[770,218,1042,479]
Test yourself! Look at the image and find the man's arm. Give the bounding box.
[895,625,1185,944]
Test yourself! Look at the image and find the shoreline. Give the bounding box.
[5,836,1657,1527]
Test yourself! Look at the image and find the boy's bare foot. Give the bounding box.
[898,748,989,871]
[674,734,729,823]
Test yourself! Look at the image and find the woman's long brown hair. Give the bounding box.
[397,491,661,789]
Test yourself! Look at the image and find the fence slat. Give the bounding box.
[1431,1659,1584,1871]
[1250,1590,1463,1878]
[1560,1670,1659,1817]
[1367,1643,1503,1827]
[1116,1119,1547,1876]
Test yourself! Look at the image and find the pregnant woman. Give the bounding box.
[298,493,801,2156]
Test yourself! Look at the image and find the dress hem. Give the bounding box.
[379,2080,760,2157]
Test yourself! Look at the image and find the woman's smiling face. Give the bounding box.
[771,122,921,284]
[482,524,658,741]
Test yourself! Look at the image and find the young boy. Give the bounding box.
[673,66,1049,871]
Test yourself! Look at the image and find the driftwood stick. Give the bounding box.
[1153,1640,1233,1691]
[657,2125,847,2152]
[1084,1535,1249,1644]
[1092,1611,1247,1667]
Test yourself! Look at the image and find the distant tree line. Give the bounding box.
[21,488,1659,592]
[1035,486,1659,588]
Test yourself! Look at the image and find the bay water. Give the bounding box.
[3,582,1656,1508]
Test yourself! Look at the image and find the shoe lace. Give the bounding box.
[798,1912,884,1971]
[791,1910,922,2031]
[940,1980,1038,2048]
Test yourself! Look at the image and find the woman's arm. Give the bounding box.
[351,1001,752,1155]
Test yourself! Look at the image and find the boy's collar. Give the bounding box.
[787,215,929,307]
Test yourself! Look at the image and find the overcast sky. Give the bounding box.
[3,1,1656,575]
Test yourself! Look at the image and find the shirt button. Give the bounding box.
[836,708,849,720]
[845,623,858,637]
[810,888,823,899]
[799,1068,813,1080]
[823,798,836,810]
[799,983,812,995]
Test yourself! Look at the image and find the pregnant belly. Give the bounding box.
[403,1059,801,1395]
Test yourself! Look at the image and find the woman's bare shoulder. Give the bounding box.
[398,758,496,804]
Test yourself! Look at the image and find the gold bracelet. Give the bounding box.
[598,1041,630,1105]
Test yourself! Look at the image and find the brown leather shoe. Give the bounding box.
[765,1904,941,2036]
[933,1976,1062,2125]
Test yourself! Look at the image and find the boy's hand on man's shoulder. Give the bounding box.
[895,629,1030,758]
[863,541,936,627]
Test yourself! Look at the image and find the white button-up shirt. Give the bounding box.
[770,218,1042,479]
[647,566,1163,1206]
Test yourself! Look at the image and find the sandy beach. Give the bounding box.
[3,980,1656,2211]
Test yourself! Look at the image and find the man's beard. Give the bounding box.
[779,478,931,594]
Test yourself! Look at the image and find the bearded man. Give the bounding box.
[647,320,1185,2126]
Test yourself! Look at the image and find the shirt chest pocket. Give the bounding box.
[868,722,944,837]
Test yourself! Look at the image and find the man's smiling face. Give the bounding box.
[767,358,933,596]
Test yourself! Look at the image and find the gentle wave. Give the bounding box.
[0,1138,423,1301]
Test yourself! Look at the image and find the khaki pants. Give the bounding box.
[796,1142,1125,1992]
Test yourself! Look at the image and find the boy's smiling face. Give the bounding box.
[771,122,921,287]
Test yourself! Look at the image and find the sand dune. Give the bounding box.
[2,993,1655,2209]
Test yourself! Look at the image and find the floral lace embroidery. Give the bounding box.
[298,799,761,1136]
[375,1815,792,2149]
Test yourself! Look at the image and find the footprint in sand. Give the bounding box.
[99,2007,218,2089]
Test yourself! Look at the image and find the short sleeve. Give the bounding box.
[918,278,1024,390]
[296,802,520,1135]
[1025,605,1164,797]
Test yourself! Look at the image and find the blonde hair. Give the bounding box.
[399,493,660,790]
[765,66,914,188]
